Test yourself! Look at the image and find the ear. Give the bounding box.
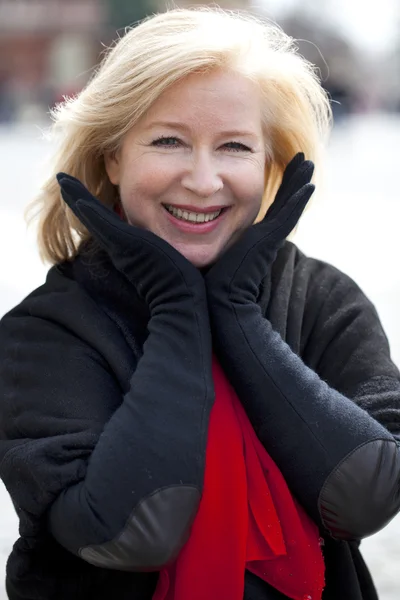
[104,151,121,185]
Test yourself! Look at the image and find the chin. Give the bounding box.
[179,246,220,269]
[187,255,215,269]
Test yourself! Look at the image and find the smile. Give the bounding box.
[164,204,223,223]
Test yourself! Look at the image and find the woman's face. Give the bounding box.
[105,70,267,268]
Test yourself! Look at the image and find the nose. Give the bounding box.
[181,151,223,198]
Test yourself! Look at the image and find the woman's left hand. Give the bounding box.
[205,152,314,304]
[203,153,400,542]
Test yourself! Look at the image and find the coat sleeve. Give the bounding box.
[300,263,400,534]
[0,287,213,572]
[302,264,400,439]
[210,261,400,541]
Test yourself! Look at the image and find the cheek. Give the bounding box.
[118,162,167,206]
[120,157,179,203]
[232,166,265,217]
[229,155,265,188]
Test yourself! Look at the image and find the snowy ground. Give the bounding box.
[0,114,399,597]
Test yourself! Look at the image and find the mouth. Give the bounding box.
[163,204,227,224]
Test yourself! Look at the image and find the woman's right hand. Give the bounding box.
[57,173,206,311]
[20,174,214,571]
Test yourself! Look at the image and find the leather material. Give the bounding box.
[319,438,400,539]
[79,486,200,570]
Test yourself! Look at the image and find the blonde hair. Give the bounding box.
[30,6,332,264]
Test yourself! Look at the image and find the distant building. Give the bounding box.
[0,0,104,122]
[0,0,257,122]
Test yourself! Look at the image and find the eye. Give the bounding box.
[223,141,252,152]
[151,136,182,148]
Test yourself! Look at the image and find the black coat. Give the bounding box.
[1,240,399,600]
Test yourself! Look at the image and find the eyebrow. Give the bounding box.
[145,120,260,138]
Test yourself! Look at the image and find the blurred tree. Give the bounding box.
[106,0,156,30]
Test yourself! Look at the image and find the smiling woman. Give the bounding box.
[103,70,266,267]
[1,7,400,600]
[27,6,330,264]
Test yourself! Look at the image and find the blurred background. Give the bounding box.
[0,0,399,598]
[0,0,399,123]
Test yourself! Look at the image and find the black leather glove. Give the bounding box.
[204,155,397,540]
[51,174,215,569]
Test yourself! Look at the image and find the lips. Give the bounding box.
[164,204,223,223]
[163,203,229,234]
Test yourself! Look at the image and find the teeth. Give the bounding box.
[165,205,222,223]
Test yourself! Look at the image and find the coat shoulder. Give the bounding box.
[0,256,143,399]
[276,241,364,296]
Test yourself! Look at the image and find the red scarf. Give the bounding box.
[153,357,325,600]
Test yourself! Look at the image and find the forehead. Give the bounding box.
[140,70,263,131]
